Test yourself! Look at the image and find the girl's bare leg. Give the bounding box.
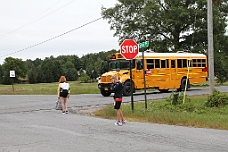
[64,98,68,111]
[60,97,65,112]
[119,110,124,120]
[116,109,121,122]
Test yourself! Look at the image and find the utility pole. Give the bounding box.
[207,0,214,94]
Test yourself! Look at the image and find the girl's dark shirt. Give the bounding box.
[113,81,123,98]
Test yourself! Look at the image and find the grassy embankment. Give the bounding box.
[94,93,228,130]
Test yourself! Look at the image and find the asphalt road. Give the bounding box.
[0,86,228,152]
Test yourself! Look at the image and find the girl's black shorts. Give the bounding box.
[114,102,121,109]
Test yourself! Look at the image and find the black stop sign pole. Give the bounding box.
[142,48,147,110]
[129,60,134,112]
[139,41,149,110]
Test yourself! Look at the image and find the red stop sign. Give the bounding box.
[120,39,139,60]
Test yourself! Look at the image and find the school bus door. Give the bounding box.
[135,59,144,89]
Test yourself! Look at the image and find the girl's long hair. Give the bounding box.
[59,76,66,83]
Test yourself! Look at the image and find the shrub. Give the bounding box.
[205,89,228,107]
[167,91,191,105]
[78,73,90,83]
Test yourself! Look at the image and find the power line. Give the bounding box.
[0,17,103,58]
[0,0,75,38]
[30,0,63,21]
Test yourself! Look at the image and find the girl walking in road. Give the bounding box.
[57,76,70,114]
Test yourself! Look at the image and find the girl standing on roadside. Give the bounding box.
[57,76,70,114]
[111,75,126,126]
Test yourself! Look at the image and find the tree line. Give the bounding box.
[0,50,117,84]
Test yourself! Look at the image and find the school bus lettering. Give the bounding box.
[121,45,138,54]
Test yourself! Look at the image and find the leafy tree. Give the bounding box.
[69,55,82,71]
[78,72,90,83]
[2,57,28,84]
[37,56,66,83]
[52,60,64,82]
[26,59,37,84]
[40,57,55,83]
[214,52,228,83]
[33,58,42,67]
[101,0,228,52]
[62,61,78,81]
[28,63,38,84]
[80,49,117,79]
[36,65,43,83]
[25,58,44,83]
[102,0,228,82]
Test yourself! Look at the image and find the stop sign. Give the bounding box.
[120,39,139,60]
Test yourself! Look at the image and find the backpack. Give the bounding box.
[55,99,62,110]
[59,82,70,97]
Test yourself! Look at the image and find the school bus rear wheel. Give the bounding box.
[180,78,190,91]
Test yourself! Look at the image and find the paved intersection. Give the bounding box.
[0,87,228,152]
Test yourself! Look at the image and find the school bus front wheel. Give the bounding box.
[100,89,111,97]
[123,81,132,96]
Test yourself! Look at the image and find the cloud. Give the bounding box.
[0,0,119,64]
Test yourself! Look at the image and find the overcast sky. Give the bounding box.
[0,0,120,64]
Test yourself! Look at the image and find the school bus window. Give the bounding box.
[197,59,201,67]
[183,59,187,68]
[121,61,129,69]
[171,60,175,68]
[193,59,197,67]
[155,59,160,68]
[109,60,135,70]
[146,59,154,69]
[177,59,182,68]
[202,59,206,67]
[166,59,169,68]
[161,59,166,68]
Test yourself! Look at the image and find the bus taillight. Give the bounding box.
[203,67,208,72]
[110,55,116,59]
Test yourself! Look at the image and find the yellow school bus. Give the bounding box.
[98,51,208,96]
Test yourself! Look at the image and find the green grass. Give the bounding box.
[0,81,100,95]
[191,80,228,87]
[94,94,228,130]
